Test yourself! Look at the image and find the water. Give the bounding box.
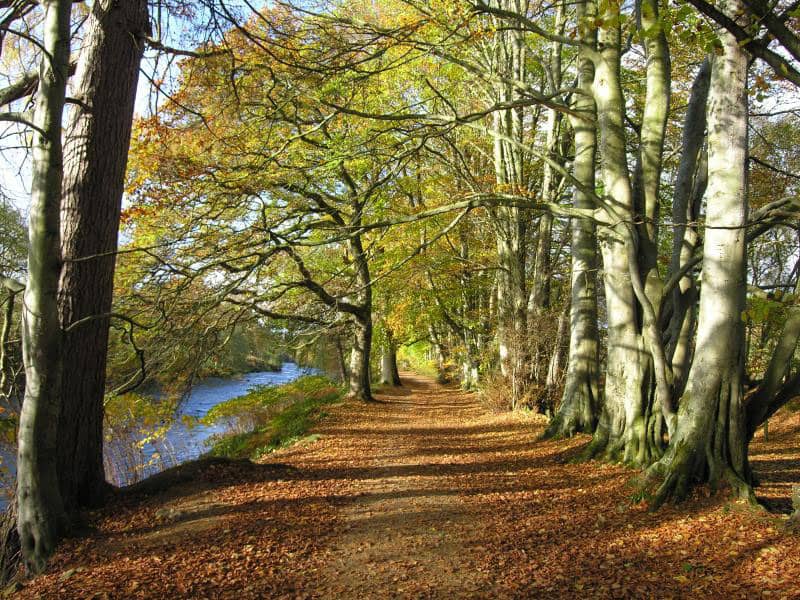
[0,361,314,506]
[108,361,315,486]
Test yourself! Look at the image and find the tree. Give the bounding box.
[649,0,753,505]
[544,0,599,438]
[57,0,149,512]
[15,0,72,572]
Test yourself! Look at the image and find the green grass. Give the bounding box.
[205,375,343,460]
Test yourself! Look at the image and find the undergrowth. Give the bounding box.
[205,375,343,460]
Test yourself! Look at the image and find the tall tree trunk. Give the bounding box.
[541,306,568,414]
[545,0,600,438]
[380,329,401,386]
[57,0,148,512]
[490,0,529,406]
[585,0,659,466]
[334,334,349,384]
[349,312,373,402]
[529,3,565,317]
[429,325,449,382]
[650,1,753,505]
[16,0,72,572]
[665,59,711,399]
[632,0,674,435]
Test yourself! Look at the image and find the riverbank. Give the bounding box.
[0,363,318,507]
[12,373,800,598]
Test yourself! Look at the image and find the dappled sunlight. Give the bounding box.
[19,374,800,598]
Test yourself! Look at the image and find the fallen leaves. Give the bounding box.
[13,375,800,599]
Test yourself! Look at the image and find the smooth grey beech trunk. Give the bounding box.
[529,2,565,321]
[57,0,148,512]
[0,286,21,403]
[428,325,450,383]
[584,1,660,466]
[487,0,529,404]
[630,0,675,436]
[545,0,599,438]
[650,0,753,505]
[582,0,677,465]
[347,232,374,402]
[16,0,72,572]
[664,59,711,399]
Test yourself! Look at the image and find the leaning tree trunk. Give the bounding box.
[16,0,72,573]
[545,0,600,438]
[650,3,753,506]
[57,0,148,512]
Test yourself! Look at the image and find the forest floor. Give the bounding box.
[15,374,800,599]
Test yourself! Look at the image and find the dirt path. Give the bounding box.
[312,375,501,597]
[18,373,800,599]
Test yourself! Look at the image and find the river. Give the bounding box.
[0,361,314,507]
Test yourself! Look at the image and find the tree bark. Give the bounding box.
[349,312,374,402]
[650,1,754,505]
[545,0,600,439]
[16,0,72,572]
[57,0,148,512]
[0,289,20,404]
[488,0,529,406]
[665,59,711,399]
[632,0,675,434]
[334,334,349,384]
[584,0,662,466]
[380,329,401,386]
[529,3,565,318]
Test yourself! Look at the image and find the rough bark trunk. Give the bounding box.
[57,0,148,512]
[650,3,753,505]
[16,0,72,572]
[0,289,20,404]
[545,0,600,439]
[334,335,349,384]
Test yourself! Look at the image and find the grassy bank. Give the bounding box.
[203,375,343,460]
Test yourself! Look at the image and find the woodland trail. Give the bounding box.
[19,374,800,599]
